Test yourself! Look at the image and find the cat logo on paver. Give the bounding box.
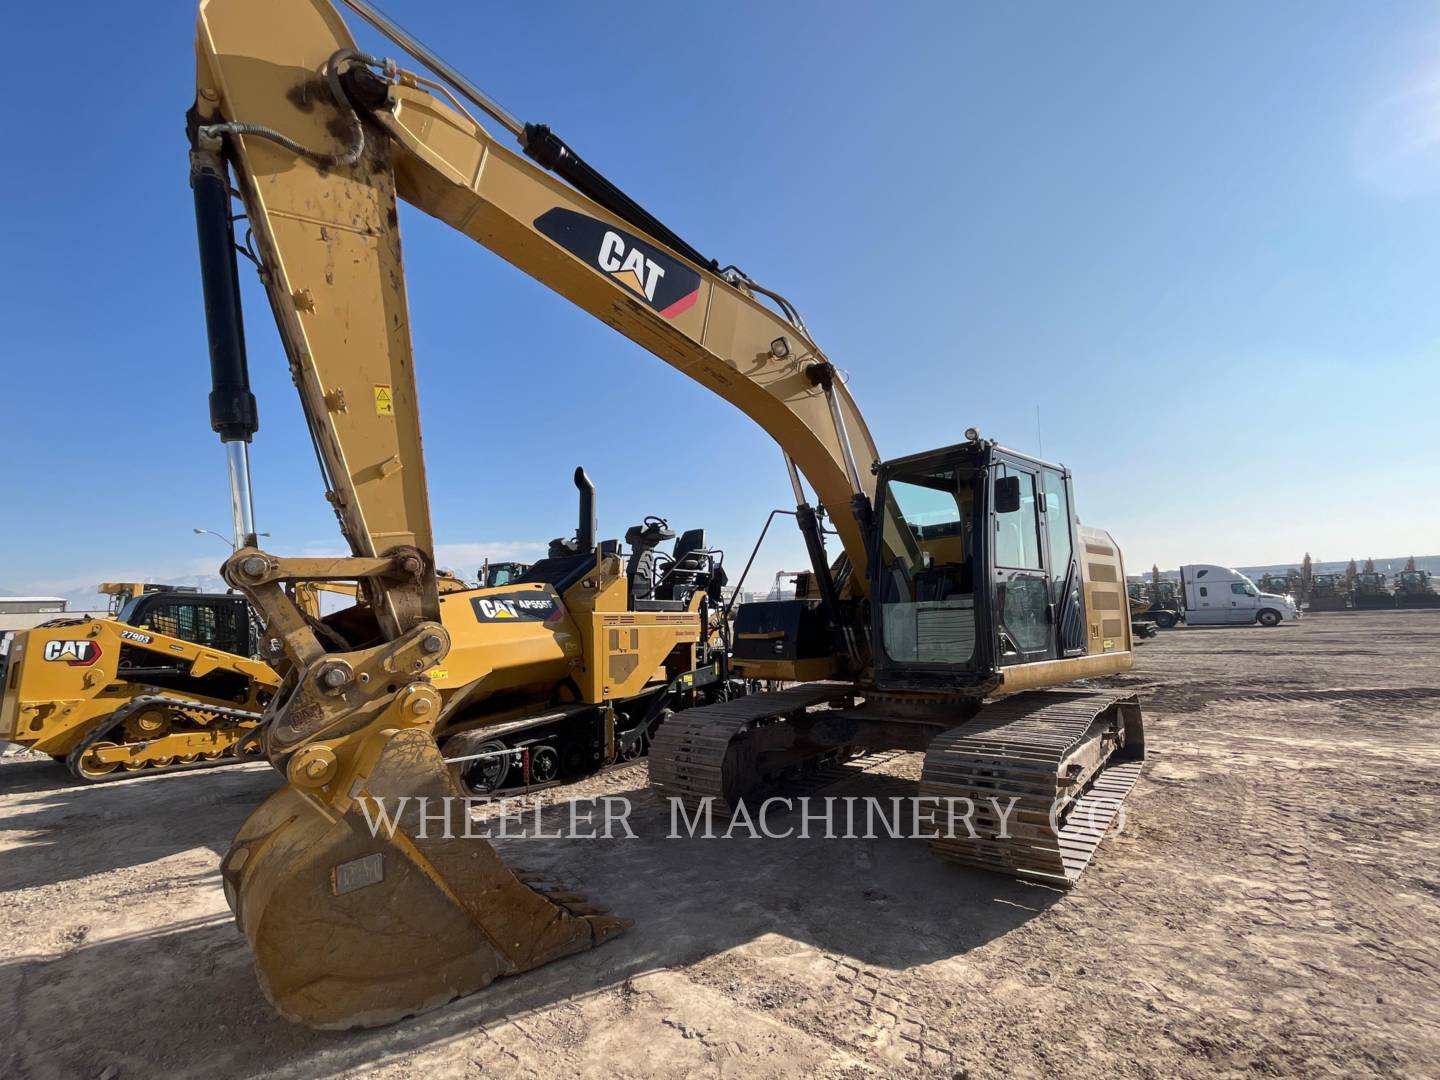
[471,594,560,623]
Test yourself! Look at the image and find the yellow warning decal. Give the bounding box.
[374,384,393,416]
[429,669,449,681]
[1103,638,1115,651]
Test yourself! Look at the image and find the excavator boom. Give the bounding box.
[194,0,877,589]
[190,0,1142,1029]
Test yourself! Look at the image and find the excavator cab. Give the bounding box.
[869,437,1101,693]
[739,436,1120,694]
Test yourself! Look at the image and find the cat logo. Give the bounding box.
[470,593,560,623]
[598,231,665,301]
[477,598,521,619]
[43,639,102,666]
[534,208,701,319]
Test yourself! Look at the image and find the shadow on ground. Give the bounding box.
[1,770,1058,1080]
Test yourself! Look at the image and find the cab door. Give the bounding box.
[1224,581,1258,624]
[1039,466,1087,656]
[990,461,1055,664]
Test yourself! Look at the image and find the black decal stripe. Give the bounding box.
[534,208,701,319]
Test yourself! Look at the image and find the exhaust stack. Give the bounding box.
[574,467,596,553]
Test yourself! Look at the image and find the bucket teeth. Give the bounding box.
[586,914,632,943]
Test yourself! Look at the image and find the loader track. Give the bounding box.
[66,695,264,783]
[920,689,1143,885]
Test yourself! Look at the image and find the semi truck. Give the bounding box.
[1177,565,1300,627]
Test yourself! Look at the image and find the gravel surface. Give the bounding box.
[2,609,1437,1079]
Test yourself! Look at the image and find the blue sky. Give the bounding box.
[2,1,1438,600]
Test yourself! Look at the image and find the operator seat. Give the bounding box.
[913,557,973,601]
[625,518,676,603]
[653,528,726,605]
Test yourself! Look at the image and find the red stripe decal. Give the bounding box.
[658,289,699,320]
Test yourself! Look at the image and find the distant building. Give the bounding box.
[0,596,67,615]
[0,597,107,656]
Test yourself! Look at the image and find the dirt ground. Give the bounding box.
[2,609,1438,1079]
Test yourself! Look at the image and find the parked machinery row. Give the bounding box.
[1306,568,1438,610]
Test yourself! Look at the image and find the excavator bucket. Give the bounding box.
[221,729,627,1028]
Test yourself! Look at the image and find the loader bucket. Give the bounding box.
[220,728,627,1029]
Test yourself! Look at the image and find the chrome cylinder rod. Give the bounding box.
[338,0,524,137]
[783,451,807,506]
[824,387,865,497]
[225,440,258,548]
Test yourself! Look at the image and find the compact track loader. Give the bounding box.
[188,0,1145,1028]
[1,588,277,780]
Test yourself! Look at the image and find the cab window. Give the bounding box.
[993,467,1042,569]
[1040,469,1072,597]
[134,600,249,656]
[876,466,978,665]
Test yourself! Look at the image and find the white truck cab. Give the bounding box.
[1179,564,1299,627]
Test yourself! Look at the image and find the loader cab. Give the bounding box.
[117,591,255,658]
[868,440,1086,693]
[480,561,531,588]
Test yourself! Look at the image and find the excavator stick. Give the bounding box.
[189,0,637,1026]
[223,728,626,1029]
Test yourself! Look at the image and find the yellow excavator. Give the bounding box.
[189,0,1144,1029]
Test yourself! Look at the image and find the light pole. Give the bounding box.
[193,527,270,550]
